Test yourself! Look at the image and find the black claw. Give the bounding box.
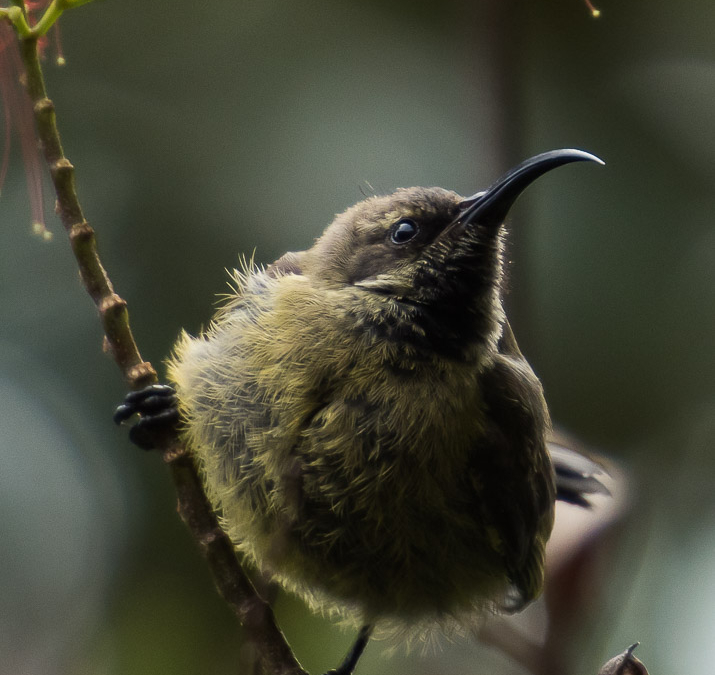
[136,406,180,428]
[123,384,176,404]
[113,403,136,425]
[115,383,179,450]
[137,393,178,413]
[114,384,177,423]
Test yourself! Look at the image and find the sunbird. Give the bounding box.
[116,149,607,675]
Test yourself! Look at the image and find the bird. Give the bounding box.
[115,149,608,675]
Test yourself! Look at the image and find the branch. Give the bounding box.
[0,6,31,37]
[11,24,306,675]
[1,0,96,38]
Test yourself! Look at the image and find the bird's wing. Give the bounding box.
[497,317,526,359]
[500,317,611,507]
[477,346,555,606]
[266,251,304,277]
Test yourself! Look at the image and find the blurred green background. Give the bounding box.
[2,0,714,673]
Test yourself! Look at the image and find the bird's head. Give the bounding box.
[271,150,602,357]
[304,149,602,305]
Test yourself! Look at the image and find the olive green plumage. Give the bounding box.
[167,185,555,636]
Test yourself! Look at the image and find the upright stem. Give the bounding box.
[20,34,153,383]
[15,31,306,675]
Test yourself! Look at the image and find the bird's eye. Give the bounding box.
[390,219,418,244]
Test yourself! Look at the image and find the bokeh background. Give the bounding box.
[2,0,714,673]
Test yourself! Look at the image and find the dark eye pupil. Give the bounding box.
[391,219,417,244]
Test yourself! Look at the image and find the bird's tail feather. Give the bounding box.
[548,439,611,508]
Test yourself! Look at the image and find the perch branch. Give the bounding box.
[9,23,306,675]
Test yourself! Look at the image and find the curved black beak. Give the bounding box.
[458,149,604,228]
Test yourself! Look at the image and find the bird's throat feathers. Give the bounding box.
[222,235,506,380]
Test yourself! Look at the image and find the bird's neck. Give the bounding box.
[357,231,506,362]
[341,278,503,367]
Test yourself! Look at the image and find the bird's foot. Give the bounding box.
[114,383,179,450]
[321,624,372,675]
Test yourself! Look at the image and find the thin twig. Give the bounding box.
[13,27,306,675]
